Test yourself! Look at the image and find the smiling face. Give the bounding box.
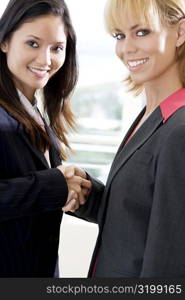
[114,12,181,88]
[1,14,67,101]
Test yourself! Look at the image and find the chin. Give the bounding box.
[33,81,48,89]
[131,78,145,85]
[130,74,148,85]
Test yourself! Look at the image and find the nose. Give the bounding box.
[36,48,52,67]
[116,36,137,58]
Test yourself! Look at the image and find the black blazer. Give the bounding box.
[76,105,185,277]
[0,106,68,277]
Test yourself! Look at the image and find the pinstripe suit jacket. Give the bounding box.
[0,106,68,277]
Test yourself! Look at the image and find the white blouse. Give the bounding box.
[17,89,51,167]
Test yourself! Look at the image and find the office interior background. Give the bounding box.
[0,0,145,277]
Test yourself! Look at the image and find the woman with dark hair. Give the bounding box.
[0,0,90,277]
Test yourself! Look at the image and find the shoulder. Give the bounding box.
[161,105,185,142]
[158,124,185,162]
[168,106,185,124]
[166,123,185,140]
[0,106,19,130]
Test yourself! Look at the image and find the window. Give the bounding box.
[60,0,145,278]
[66,0,144,183]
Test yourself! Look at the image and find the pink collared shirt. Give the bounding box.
[160,88,185,122]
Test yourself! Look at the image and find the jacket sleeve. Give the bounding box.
[70,175,105,223]
[141,125,185,277]
[0,168,68,222]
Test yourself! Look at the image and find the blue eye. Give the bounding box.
[26,40,39,48]
[136,29,150,36]
[113,33,125,40]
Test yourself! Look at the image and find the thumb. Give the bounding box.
[65,166,75,178]
[62,199,77,212]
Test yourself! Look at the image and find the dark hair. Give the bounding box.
[0,0,78,159]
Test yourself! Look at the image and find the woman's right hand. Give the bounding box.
[57,165,92,212]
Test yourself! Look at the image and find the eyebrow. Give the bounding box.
[27,35,41,40]
[130,24,140,30]
[115,24,140,32]
[26,35,66,43]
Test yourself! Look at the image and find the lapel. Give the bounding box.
[98,106,163,225]
[17,123,49,168]
[5,107,61,168]
[106,106,163,187]
[115,107,146,155]
[43,120,62,167]
[18,122,61,168]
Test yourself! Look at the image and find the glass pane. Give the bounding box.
[66,0,128,182]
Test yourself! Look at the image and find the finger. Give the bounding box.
[62,199,78,212]
[81,179,92,189]
[74,167,86,178]
[78,192,86,205]
[82,187,90,198]
[66,190,78,204]
[68,182,81,194]
[66,175,86,187]
[65,166,86,179]
[67,200,80,212]
[64,166,75,178]
[78,188,90,204]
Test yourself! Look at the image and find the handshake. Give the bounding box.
[57,165,92,212]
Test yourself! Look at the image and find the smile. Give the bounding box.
[127,58,149,69]
[28,67,50,77]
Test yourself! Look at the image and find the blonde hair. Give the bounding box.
[105,0,185,94]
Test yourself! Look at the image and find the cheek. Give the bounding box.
[115,42,122,60]
[54,54,66,72]
[142,35,175,56]
[6,48,26,69]
[6,52,17,71]
[139,39,159,55]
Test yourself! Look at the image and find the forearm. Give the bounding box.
[0,168,68,221]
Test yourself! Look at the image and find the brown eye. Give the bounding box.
[52,46,64,52]
[26,40,39,48]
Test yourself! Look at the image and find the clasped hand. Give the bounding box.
[57,165,92,212]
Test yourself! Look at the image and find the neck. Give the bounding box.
[144,63,183,116]
[14,82,35,103]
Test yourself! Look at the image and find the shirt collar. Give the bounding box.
[160,88,185,123]
[17,89,37,108]
[17,89,44,126]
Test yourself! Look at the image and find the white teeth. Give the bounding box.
[29,67,49,75]
[127,58,148,68]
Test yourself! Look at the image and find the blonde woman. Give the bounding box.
[65,0,185,277]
